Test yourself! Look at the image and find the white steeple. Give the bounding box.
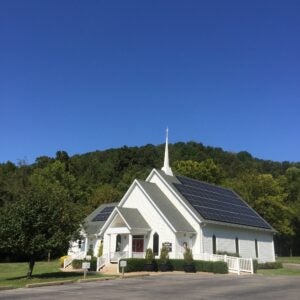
[161,128,173,176]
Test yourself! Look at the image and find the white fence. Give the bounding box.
[194,253,253,275]
[63,251,86,269]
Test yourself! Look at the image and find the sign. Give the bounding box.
[120,260,127,268]
[162,242,172,252]
[82,262,90,269]
[85,255,91,261]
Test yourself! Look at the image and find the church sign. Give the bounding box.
[162,242,172,252]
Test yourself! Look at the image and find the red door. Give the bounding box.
[132,236,144,252]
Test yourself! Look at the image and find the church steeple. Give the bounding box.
[161,128,173,176]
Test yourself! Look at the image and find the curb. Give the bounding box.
[26,280,75,288]
[0,286,14,291]
[122,273,150,279]
[77,277,117,283]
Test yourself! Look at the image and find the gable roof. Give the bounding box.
[116,207,151,230]
[138,180,195,233]
[83,202,118,235]
[155,169,274,231]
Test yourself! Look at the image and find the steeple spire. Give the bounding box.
[161,128,173,176]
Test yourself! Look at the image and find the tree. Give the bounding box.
[0,161,83,278]
[173,159,224,184]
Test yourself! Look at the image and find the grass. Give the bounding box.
[258,268,300,276]
[276,256,300,264]
[0,260,112,288]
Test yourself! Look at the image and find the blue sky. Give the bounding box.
[1,0,300,164]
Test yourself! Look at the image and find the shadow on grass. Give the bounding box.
[7,272,84,281]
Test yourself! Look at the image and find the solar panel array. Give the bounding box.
[92,206,115,222]
[174,176,272,229]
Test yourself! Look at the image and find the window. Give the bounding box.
[116,234,121,252]
[235,237,239,256]
[78,240,82,249]
[212,235,216,254]
[255,239,258,258]
[153,233,159,256]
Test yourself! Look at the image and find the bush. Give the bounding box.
[160,246,169,264]
[258,262,283,269]
[59,255,70,267]
[202,261,214,272]
[72,259,82,269]
[212,261,228,274]
[86,257,97,271]
[183,247,194,264]
[169,259,185,271]
[217,251,240,257]
[145,248,154,264]
[98,243,103,257]
[119,259,145,273]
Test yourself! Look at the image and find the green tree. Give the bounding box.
[0,161,83,278]
[173,159,224,184]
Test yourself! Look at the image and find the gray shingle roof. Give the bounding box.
[117,207,150,230]
[138,180,195,233]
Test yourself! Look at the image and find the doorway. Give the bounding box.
[132,235,144,252]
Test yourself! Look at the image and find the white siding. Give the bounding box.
[121,184,177,258]
[202,224,275,262]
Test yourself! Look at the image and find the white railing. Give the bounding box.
[193,253,253,275]
[97,253,108,271]
[63,251,86,269]
[132,252,145,258]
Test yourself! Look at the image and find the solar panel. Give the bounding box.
[92,206,115,222]
[174,176,271,229]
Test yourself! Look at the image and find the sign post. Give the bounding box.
[120,260,127,278]
[82,262,90,280]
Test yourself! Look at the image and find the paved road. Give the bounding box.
[1,274,300,300]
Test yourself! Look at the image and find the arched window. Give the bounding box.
[78,239,82,249]
[153,233,159,256]
[212,235,217,254]
[116,234,121,252]
[235,237,239,256]
[255,239,258,258]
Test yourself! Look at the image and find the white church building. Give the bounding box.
[68,132,275,270]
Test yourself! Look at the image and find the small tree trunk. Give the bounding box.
[48,250,51,262]
[27,257,35,279]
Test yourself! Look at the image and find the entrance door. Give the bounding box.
[132,235,144,252]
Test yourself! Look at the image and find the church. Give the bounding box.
[68,131,275,269]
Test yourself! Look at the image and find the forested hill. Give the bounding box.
[1,141,300,256]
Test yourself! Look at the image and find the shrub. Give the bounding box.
[72,259,82,269]
[217,251,240,257]
[212,261,228,274]
[183,247,194,264]
[98,243,103,257]
[258,262,283,269]
[145,248,154,264]
[202,261,214,272]
[84,257,97,271]
[119,259,145,273]
[59,255,70,267]
[169,259,185,271]
[160,246,169,264]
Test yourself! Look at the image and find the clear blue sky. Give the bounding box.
[1,0,300,164]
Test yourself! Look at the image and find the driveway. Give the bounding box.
[1,273,300,300]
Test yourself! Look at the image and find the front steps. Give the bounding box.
[100,263,118,275]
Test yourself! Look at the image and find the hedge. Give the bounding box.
[119,258,228,274]
[71,257,97,271]
[258,262,283,269]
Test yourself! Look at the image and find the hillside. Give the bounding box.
[1,141,300,257]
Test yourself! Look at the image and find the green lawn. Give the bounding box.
[276,256,300,264]
[0,260,112,288]
[258,267,300,276]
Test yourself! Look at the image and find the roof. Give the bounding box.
[138,180,195,233]
[156,169,273,231]
[83,202,118,235]
[117,207,150,230]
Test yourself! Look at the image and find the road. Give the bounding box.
[1,274,300,300]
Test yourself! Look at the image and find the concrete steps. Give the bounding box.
[100,263,118,275]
